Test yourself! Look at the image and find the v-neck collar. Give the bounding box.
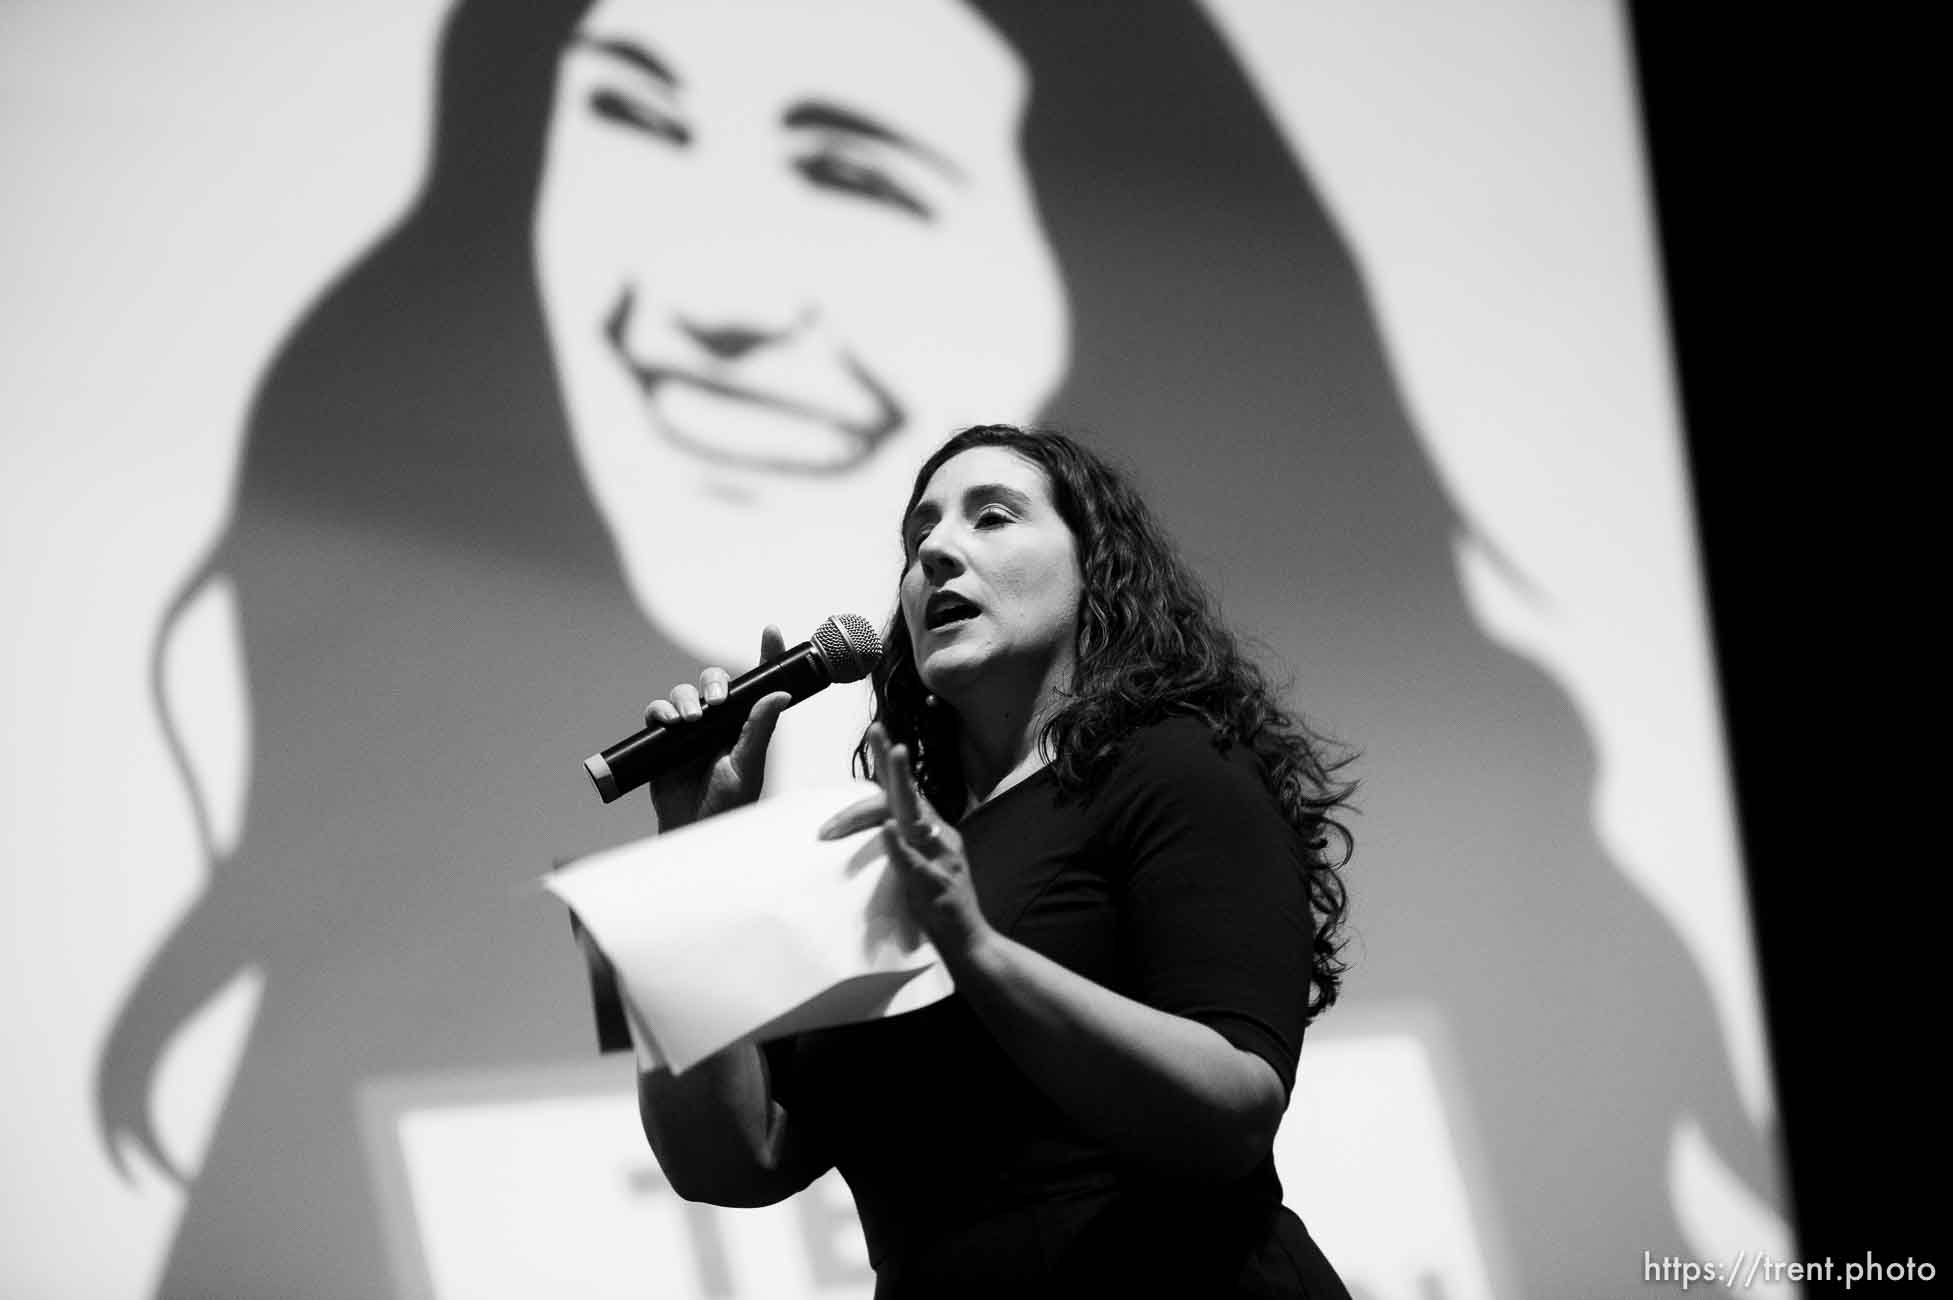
[957,761,1057,827]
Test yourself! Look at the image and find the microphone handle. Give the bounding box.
[584,642,830,804]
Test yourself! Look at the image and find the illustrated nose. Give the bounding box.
[619,171,825,366]
[677,317,786,362]
[605,289,815,369]
[660,232,818,363]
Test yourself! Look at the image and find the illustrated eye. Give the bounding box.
[588,88,691,146]
[796,151,933,221]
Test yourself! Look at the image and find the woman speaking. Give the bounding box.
[635,425,1355,1297]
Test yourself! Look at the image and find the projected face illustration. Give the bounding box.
[535,0,1069,663]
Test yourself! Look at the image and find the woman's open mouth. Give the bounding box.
[925,591,982,631]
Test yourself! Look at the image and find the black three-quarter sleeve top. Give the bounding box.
[763,716,1351,1298]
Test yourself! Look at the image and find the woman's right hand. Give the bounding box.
[645,624,794,832]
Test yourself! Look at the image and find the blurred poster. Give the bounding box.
[1,2,1784,1297]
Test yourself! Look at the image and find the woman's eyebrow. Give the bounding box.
[965,484,1034,513]
[569,33,682,90]
[784,101,965,185]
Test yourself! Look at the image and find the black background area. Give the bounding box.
[1629,2,1937,1285]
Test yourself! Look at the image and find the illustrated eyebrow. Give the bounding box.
[569,33,681,90]
[905,484,1035,538]
[785,101,965,184]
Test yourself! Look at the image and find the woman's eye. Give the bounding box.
[796,152,933,221]
[587,88,691,146]
[976,509,1011,528]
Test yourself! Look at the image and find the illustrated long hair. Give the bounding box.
[862,424,1356,1018]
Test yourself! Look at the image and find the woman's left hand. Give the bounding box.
[818,724,994,966]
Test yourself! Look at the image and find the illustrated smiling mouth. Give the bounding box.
[603,296,903,476]
[925,591,981,630]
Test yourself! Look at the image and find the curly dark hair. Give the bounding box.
[856,424,1357,1018]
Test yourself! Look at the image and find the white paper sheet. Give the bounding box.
[543,783,952,1073]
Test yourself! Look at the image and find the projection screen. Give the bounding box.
[0,2,1787,1297]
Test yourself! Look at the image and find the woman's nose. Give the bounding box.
[918,530,965,582]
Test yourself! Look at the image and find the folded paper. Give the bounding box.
[544,783,952,1073]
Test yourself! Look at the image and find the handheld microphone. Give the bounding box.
[582,613,883,804]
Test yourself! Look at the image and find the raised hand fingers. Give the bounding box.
[885,743,924,832]
[866,723,926,839]
[818,790,890,840]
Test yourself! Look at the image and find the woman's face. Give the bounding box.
[899,446,1083,710]
[534,0,1069,664]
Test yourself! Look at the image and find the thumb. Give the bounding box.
[731,689,794,772]
[758,622,787,666]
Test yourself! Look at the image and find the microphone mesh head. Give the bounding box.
[811,613,884,682]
